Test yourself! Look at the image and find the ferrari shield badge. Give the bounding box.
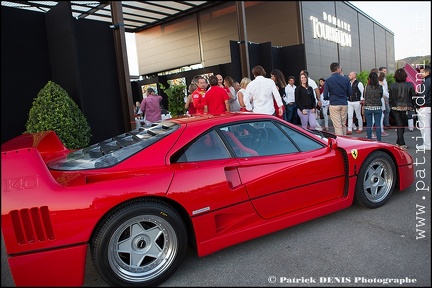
[351,149,358,159]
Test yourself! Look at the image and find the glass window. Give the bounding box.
[276,123,324,152]
[48,122,179,170]
[218,120,324,156]
[174,130,231,162]
[219,120,299,156]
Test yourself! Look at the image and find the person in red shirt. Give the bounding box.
[205,75,230,114]
[192,76,208,114]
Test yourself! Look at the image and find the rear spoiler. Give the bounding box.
[1,131,70,162]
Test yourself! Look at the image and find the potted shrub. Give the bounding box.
[26,81,92,149]
[159,82,187,117]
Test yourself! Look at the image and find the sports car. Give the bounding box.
[1,113,414,287]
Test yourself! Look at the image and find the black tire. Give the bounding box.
[355,151,396,208]
[91,199,187,287]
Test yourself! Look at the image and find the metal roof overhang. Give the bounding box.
[1,1,223,33]
[1,1,239,132]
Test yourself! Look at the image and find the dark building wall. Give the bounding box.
[302,1,339,80]
[278,45,306,85]
[1,5,125,145]
[336,1,362,75]
[301,1,395,80]
[358,13,376,72]
[1,6,52,144]
[374,26,387,68]
[45,2,83,107]
[385,31,396,72]
[74,19,124,143]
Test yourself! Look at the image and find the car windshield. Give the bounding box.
[48,121,179,170]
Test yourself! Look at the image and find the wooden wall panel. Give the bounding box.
[245,1,300,47]
[136,15,200,74]
[199,2,238,67]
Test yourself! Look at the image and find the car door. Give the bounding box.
[167,129,250,216]
[221,120,347,219]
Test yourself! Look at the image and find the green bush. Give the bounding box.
[159,82,186,117]
[356,70,394,86]
[26,81,92,149]
[357,70,369,85]
[386,73,395,86]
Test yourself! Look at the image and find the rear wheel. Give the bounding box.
[91,199,187,287]
[355,151,396,208]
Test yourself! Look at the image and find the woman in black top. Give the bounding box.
[364,72,383,141]
[389,68,416,149]
[295,72,316,129]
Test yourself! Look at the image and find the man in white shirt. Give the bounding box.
[244,65,284,117]
[347,71,364,134]
[379,66,391,128]
[284,76,298,124]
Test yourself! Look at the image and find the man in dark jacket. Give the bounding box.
[415,65,431,150]
[323,62,352,135]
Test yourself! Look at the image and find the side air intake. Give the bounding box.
[10,206,55,245]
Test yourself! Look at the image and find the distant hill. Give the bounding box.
[396,55,431,67]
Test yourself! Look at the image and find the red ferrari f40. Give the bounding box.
[1,113,414,286]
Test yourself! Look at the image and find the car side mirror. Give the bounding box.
[328,138,337,150]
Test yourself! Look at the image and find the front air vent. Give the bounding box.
[338,147,350,196]
[10,206,55,245]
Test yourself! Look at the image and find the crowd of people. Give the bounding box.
[322,62,430,150]
[134,62,431,151]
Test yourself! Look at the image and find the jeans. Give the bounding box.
[286,103,299,125]
[383,100,390,126]
[321,105,329,128]
[392,110,408,146]
[364,108,382,141]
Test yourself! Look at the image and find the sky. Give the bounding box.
[126,1,431,76]
[349,1,431,60]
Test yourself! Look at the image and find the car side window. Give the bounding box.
[219,121,299,156]
[173,130,230,162]
[276,123,324,152]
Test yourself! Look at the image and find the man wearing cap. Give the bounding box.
[139,87,163,126]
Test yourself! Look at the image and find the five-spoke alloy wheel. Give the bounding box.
[91,200,187,287]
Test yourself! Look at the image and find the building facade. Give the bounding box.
[1,1,395,145]
[134,1,394,89]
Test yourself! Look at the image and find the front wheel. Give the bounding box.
[91,199,187,287]
[355,151,396,208]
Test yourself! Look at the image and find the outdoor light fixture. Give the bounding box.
[109,23,124,29]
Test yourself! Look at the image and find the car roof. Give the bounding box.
[168,112,274,126]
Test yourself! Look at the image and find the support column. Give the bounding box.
[110,1,134,131]
[235,1,250,79]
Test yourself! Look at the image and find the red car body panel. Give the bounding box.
[7,244,87,286]
[1,113,414,286]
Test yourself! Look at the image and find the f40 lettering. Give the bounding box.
[3,176,38,192]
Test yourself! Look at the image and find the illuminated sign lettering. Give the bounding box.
[310,12,352,47]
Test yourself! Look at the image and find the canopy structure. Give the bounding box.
[1,1,221,33]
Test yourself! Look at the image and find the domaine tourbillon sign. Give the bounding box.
[310,12,352,47]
